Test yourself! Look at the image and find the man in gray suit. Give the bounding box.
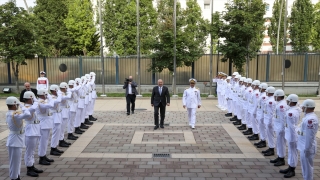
[123,76,138,115]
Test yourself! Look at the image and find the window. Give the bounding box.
[204,4,210,9]
[266,3,270,11]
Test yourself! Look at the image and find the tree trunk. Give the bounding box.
[83,47,87,56]
[11,61,20,93]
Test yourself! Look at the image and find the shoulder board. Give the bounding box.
[196,87,199,90]
[185,87,188,90]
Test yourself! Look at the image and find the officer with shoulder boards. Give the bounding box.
[183,78,201,129]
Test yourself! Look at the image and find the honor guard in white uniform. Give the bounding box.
[80,76,91,128]
[36,89,55,165]
[73,78,85,134]
[213,73,222,108]
[49,85,64,156]
[183,78,201,129]
[6,97,31,180]
[297,99,318,180]
[232,77,245,125]
[23,92,43,177]
[254,83,268,148]
[247,80,261,140]
[78,77,89,130]
[226,72,238,118]
[270,89,288,166]
[225,76,233,117]
[36,71,49,91]
[220,73,228,110]
[262,86,276,156]
[279,94,301,178]
[84,74,94,125]
[67,80,80,139]
[242,78,253,135]
[236,78,247,130]
[230,75,240,121]
[58,82,72,148]
[88,72,98,121]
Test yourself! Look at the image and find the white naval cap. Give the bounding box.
[189,78,197,83]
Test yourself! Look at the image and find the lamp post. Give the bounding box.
[256,50,260,80]
[99,0,106,96]
[208,0,214,98]
[136,0,142,97]
[282,0,288,90]
[172,0,177,98]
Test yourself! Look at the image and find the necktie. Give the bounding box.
[159,87,162,95]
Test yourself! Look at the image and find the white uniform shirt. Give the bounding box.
[36,96,54,129]
[285,106,301,142]
[256,92,267,120]
[264,96,276,125]
[78,84,86,109]
[60,90,72,119]
[183,87,201,108]
[6,107,31,147]
[243,86,253,110]
[233,82,239,102]
[69,85,81,112]
[24,101,41,137]
[248,89,260,114]
[220,79,227,96]
[240,85,246,108]
[50,94,62,124]
[297,112,319,153]
[37,77,49,91]
[226,82,232,100]
[273,100,288,132]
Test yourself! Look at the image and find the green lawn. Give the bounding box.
[0,93,19,98]
[97,93,211,97]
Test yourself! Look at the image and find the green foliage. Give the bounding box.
[268,0,287,53]
[211,12,223,53]
[311,2,320,51]
[148,0,209,73]
[103,0,157,56]
[33,0,72,57]
[218,0,266,74]
[0,2,41,92]
[290,0,314,52]
[64,0,99,56]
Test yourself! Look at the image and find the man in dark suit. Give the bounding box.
[20,82,38,102]
[123,76,138,115]
[151,79,170,130]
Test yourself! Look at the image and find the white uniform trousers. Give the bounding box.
[38,129,50,156]
[24,136,39,167]
[232,100,237,115]
[251,114,259,134]
[85,101,91,118]
[89,98,96,115]
[75,108,83,127]
[69,111,76,133]
[258,118,266,141]
[217,92,222,106]
[81,105,86,123]
[246,111,252,128]
[60,118,68,140]
[275,131,286,158]
[222,95,227,109]
[187,108,197,127]
[300,150,315,180]
[8,147,22,179]
[265,123,275,148]
[241,108,246,124]
[51,123,61,148]
[288,141,298,167]
[236,103,242,120]
[227,99,232,113]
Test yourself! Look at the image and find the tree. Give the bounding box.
[268,0,287,53]
[148,0,209,73]
[211,12,223,53]
[64,0,99,56]
[33,0,72,57]
[103,0,157,55]
[311,2,320,51]
[0,2,41,92]
[218,0,266,74]
[290,0,314,52]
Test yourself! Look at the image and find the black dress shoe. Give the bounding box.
[270,156,280,163]
[237,125,247,130]
[279,166,290,174]
[75,128,83,134]
[256,141,267,148]
[160,125,164,128]
[32,165,43,173]
[55,148,64,153]
[284,167,295,178]
[154,126,159,130]
[27,167,38,177]
[50,148,61,156]
[262,148,271,154]
[132,111,134,114]
[233,120,241,125]
[59,140,69,147]
[71,133,78,138]
[127,112,130,115]
[248,134,259,141]
[243,129,253,135]
[68,133,78,140]
[39,156,51,165]
[84,119,93,125]
[264,149,274,156]
[274,158,285,166]
[44,155,54,162]
[254,140,264,146]
[63,139,71,145]
[225,113,232,117]
[89,115,97,121]
[80,123,89,129]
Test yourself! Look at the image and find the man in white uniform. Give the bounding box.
[242,78,253,135]
[270,89,288,166]
[236,78,247,130]
[67,80,80,139]
[225,76,233,117]
[262,86,276,156]
[183,78,201,129]
[232,77,245,126]
[6,97,31,180]
[23,91,43,177]
[254,83,268,148]
[247,80,261,140]
[88,72,97,121]
[279,94,301,177]
[36,71,49,91]
[230,75,240,121]
[297,99,318,180]
[58,82,72,147]
[36,89,55,165]
[84,74,94,125]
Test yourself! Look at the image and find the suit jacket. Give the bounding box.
[20,88,38,102]
[151,86,170,106]
[123,81,138,96]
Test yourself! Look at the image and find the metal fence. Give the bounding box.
[1,53,319,85]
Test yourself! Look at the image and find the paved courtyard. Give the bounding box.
[0,98,319,180]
